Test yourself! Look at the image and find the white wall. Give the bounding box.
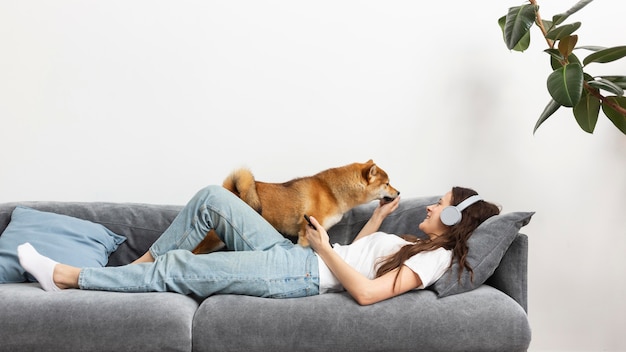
[1,1,625,350]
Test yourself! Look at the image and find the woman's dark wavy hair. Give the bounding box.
[375,186,501,285]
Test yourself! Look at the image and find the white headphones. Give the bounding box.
[440,194,483,226]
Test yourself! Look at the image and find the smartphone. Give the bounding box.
[303,214,317,230]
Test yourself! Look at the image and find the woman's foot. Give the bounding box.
[17,243,81,290]
[17,243,62,292]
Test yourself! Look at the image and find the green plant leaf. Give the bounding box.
[534,99,561,134]
[503,4,538,50]
[583,46,626,66]
[549,52,581,70]
[546,22,581,40]
[552,0,594,25]
[573,89,600,133]
[600,76,626,89]
[587,79,624,96]
[550,54,582,70]
[602,96,626,134]
[576,45,606,52]
[498,15,531,51]
[515,31,531,52]
[547,63,584,107]
[545,49,563,62]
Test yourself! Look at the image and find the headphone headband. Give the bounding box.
[455,194,483,212]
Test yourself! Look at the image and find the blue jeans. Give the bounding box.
[78,185,320,298]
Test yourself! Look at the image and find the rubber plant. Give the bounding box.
[499,0,626,135]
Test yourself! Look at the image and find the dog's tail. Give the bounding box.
[222,168,262,214]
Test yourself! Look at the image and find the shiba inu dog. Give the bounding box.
[192,160,399,254]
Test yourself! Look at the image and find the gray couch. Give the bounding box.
[0,195,531,352]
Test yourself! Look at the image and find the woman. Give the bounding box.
[18,185,499,305]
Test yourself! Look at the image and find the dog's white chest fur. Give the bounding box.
[322,214,344,230]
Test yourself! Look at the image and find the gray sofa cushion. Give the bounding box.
[0,283,199,352]
[432,211,534,297]
[0,202,183,266]
[193,286,531,352]
[0,206,126,283]
[327,196,437,243]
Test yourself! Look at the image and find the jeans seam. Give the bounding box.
[201,203,258,251]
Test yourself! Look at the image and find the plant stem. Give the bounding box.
[530,0,554,48]
[584,82,626,116]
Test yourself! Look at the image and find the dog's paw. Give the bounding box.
[297,234,310,247]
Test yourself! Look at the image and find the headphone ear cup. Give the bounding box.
[440,206,461,226]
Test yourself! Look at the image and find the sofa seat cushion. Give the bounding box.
[192,285,531,352]
[0,283,199,352]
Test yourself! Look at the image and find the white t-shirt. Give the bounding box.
[317,232,452,294]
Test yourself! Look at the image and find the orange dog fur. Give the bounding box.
[192,160,399,254]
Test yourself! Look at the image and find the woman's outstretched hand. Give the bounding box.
[373,196,401,220]
[350,196,401,244]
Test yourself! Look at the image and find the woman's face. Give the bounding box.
[419,191,452,239]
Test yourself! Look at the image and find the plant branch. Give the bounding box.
[529,0,554,48]
[584,82,626,116]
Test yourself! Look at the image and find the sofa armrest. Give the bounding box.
[485,233,528,312]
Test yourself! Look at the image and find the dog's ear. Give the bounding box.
[363,163,378,181]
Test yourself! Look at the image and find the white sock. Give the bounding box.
[17,243,61,292]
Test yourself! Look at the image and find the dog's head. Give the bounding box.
[361,160,400,202]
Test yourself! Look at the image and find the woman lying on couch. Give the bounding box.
[18,185,499,305]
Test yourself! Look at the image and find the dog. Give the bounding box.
[191,160,400,254]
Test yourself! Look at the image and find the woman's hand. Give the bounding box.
[304,216,332,253]
[372,196,401,220]
[352,196,401,243]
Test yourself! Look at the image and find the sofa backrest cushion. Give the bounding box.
[327,196,437,244]
[0,202,183,267]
